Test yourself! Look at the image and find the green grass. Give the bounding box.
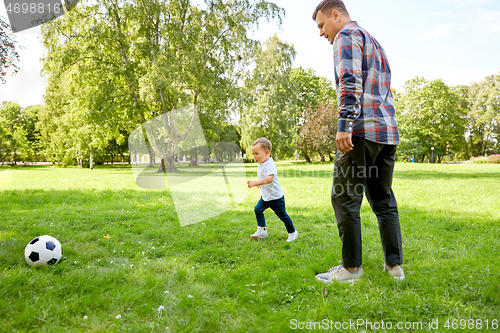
[0,162,499,332]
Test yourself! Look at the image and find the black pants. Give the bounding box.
[331,137,403,268]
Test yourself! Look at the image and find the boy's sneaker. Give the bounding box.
[315,265,363,283]
[385,264,405,280]
[250,226,268,239]
[286,230,298,242]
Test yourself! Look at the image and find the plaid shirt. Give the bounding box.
[333,21,400,145]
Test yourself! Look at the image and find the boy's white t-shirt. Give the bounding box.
[257,157,284,201]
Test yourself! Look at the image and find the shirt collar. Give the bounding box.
[343,21,359,30]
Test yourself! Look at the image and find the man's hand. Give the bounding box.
[336,131,354,153]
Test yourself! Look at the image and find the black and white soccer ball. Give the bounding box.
[24,235,62,268]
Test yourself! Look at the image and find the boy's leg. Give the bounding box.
[364,144,403,266]
[254,197,268,227]
[268,196,295,233]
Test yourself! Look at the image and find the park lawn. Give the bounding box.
[0,162,499,332]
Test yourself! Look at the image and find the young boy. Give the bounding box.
[247,138,298,242]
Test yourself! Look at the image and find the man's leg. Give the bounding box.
[331,138,366,269]
[364,144,403,266]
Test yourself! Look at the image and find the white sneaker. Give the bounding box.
[286,230,298,242]
[250,226,268,239]
[316,265,363,283]
[385,264,405,280]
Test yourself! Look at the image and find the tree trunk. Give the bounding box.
[155,139,178,173]
[303,150,311,163]
[147,144,154,167]
[158,155,177,172]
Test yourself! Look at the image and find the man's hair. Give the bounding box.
[252,137,272,152]
[312,0,349,21]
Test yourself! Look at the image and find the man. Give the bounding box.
[313,0,404,283]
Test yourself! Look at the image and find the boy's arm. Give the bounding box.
[247,174,274,188]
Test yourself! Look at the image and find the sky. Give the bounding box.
[1,0,500,107]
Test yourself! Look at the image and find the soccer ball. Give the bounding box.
[24,235,62,268]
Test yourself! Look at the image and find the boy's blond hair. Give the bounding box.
[252,137,272,152]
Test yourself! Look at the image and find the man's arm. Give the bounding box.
[334,31,363,153]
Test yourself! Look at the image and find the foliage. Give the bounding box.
[471,156,491,164]
[395,77,468,163]
[467,74,500,157]
[0,101,42,164]
[297,104,337,163]
[490,154,500,163]
[239,34,296,159]
[41,0,283,170]
[290,67,336,162]
[472,154,500,164]
[290,67,336,112]
[0,16,21,84]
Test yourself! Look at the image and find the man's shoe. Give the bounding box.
[315,265,363,283]
[250,226,268,239]
[286,230,298,242]
[385,264,405,280]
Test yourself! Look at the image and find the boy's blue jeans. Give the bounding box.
[254,196,295,233]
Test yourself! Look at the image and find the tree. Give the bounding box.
[467,74,500,157]
[1,16,21,84]
[41,0,283,171]
[451,84,471,160]
[297,104,337,163]
[239,34,297,159]
[291,67,336,162]
[0,101,41,164]
[291,67,336,111]
[396,77,468,162]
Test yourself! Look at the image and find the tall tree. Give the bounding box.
[396,77,468,162]
[291,67,336,162]
[468,73,500,157]
[41,0,283,170]
[239,34,296,159]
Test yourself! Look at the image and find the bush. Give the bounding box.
[471,155,500,164]
[489,154,500,164]
[471,156,490,164]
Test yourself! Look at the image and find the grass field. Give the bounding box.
[0,162,499,332]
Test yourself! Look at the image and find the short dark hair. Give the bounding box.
[312,0,349,21]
